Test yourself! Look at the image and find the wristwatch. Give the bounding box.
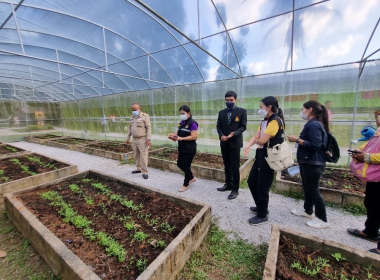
[296,138,300,144]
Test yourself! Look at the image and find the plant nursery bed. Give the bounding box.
[46,137,97,150]
[276,167,365,206]
[263,225,380,280]
[0,143,30,159]
[0,153,77,204]
[76,141,135,161]
[25,134,66,145]
[149,148,253,182]
[5,170,211,280]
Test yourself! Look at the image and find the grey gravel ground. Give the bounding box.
[11,141,375,251]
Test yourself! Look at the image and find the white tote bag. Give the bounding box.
[265,119,294,171]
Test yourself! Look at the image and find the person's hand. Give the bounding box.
[244,145,251,157]
[226,132,234,139]
[287,136,298,143]
[126,140,130,145]
[221,136,227,141]
[146,140,151,147]
[168,133,175,139]
[374,109,380,117]
[351,152,365,163]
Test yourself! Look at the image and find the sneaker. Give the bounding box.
[250,207,269,215]
[291,208,314,219]
[306,217,330,229]
[248,216,268,226]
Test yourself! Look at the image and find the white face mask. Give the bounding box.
[300,110,308,121]
[180,114,188,121]
[258,108,268,119]
[132,110,139,116]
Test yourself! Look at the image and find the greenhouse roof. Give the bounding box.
[0,0,379,102]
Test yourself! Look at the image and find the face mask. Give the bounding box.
[226,102,235,109]
[258,108,268,119]
[132,110,139,116]
[180,114,188,121]
[300,111,308,121]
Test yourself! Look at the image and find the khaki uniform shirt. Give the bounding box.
[127,112,152,140]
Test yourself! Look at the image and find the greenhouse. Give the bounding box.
[0,0,380,279]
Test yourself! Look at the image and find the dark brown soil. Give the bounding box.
[0,145,23,154]
[18,174,197,279]
[0,155,68,183]
[31,134,62,139]
[53,138,95,145]
[276,235,380,280]
[281,167,366,194]
[86,141,133,154]
[151,148,246,170]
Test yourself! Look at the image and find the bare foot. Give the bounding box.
[189,177,196,184]
[178,185,189,192]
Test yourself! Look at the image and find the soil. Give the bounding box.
[276,235,380,280]
[281,167,366,194]
[85,141,133,154]
[53,138,95,145]
[31,134,62,139]
[0,145,23,154]
[0,155,68,183]
[18,174,197,279]
[151,148,246,170]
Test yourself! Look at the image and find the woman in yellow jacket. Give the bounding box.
[347,109,380,255]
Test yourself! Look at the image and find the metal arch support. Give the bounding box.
[127,0,207,82]
[0,0,25,30]
[210,0,242,76]
[145,55,176,85]
[15,3,174,86]
[0,50,173,88]
[0,27,155,89]
[361,17,380,61]
[11,3,24,54]
[133,0,241,79]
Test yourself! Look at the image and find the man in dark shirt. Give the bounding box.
[216,91,247,199]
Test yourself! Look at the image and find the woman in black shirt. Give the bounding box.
[168,105,198,192]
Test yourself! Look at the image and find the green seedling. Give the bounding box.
[81,178,92,183]
[124,221,135,231]
[136,258,147,273]
[6,146,17,152]
[84,195,94,205]
[331,253,346,262]
[160,222,176,233]
[133,231,149,242]
[69,184,82,195]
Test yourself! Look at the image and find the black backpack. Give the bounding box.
[325,133,340,163]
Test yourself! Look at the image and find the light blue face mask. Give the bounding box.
[132,110,139,116]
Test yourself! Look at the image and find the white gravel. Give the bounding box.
[11,141,374,251]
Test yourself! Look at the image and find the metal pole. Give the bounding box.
[101,95,107,140]
[347,62,363,165]
[77,100,83,138]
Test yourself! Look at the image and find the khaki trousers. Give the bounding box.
[132,137,149,174]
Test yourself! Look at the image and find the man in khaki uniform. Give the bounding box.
[126,103,152,179]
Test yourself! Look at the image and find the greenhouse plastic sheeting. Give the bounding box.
[0,0,378,101]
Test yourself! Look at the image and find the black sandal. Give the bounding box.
[368,248,380,255]
[347,228,379,243]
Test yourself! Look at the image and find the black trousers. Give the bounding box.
[299,163,327,222]
[363,181,380,238]
[248,158,274,218]
[177,151,196,187]
[221,147,241,191]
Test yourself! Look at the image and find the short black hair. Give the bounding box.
[225,91,237,99]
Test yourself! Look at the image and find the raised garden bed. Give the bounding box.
[25,134,66,145]
[0,153,77,204]
[149,148,253,182]
[263,225,380,280]
[276,167,365,206]
[45,137,97,150]
[76,141,135,161]
[0,143,30,159]
[4,170,211,280]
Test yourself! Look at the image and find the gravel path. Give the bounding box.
[11,141,374,251]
